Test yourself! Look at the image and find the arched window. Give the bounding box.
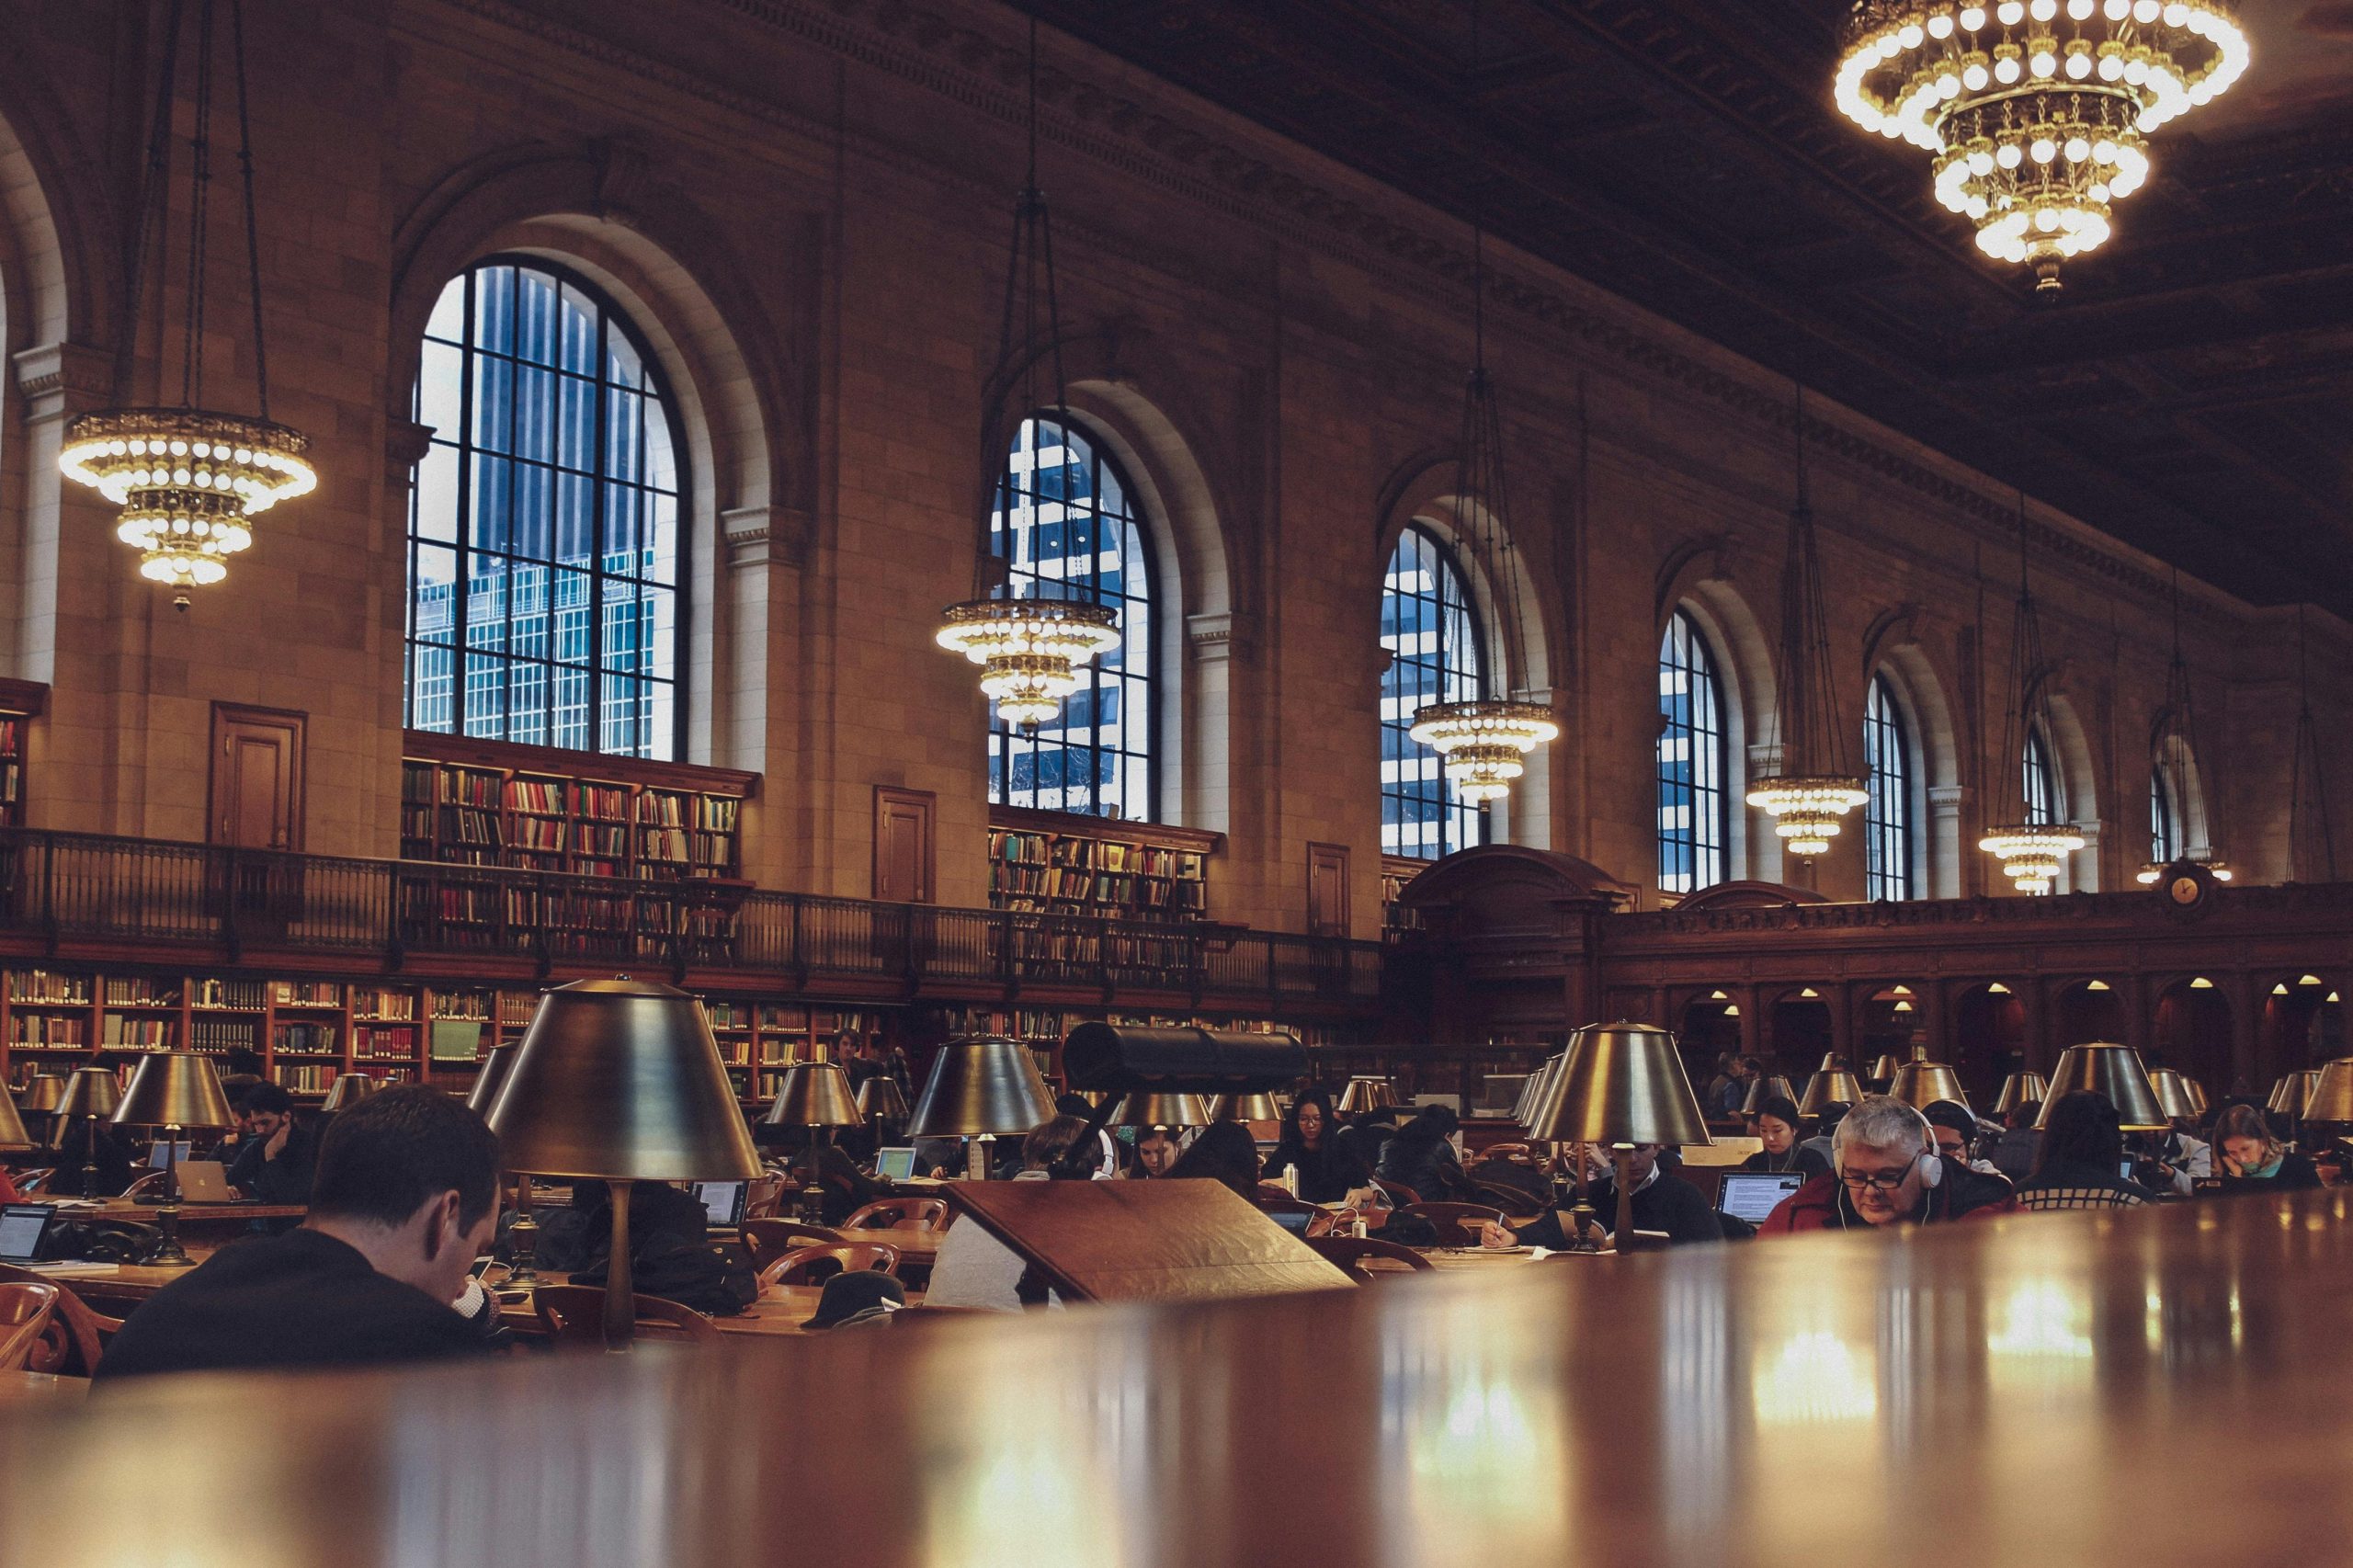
[1864,674,1915,901]
[1381,525,1486,858]
[404,259,683,758]
[2151,765,2180,861]
[987,415,1155,820]
[1658,608,1727,892]
[2023,726,2060,826]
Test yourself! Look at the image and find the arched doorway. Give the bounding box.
[1767,987,1833,1080]
[2052,980,2124,1046]
[2153,977,2234,1096]
[1859,985,1926,1075]
[1679,990,1743,1085]
[2260,972,2336,1074]
[1950,983,2026,1106]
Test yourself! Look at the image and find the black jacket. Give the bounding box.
[1376,1130,1476,1203]
[226,1121,320,1206]
[1740,1145,1831,1179]
[2222,1152,2322,1191]
[1513,1170,1725,1247]
[96,1229,489,1381]
[1264,1137,1370,1204]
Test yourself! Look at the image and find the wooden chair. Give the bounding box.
[0,1281,61,1372]
[840,1197,949,1232]
[1390,1200,1505,1245]
[530,1284,722,1346]
[119,1170,170,1201]
[757,1242,900,1290]
[743,1176,787,1220]
[1370,1176,1421,1207]
[0,1265,120,1377]
[739,1218,849,1269]
[1305,1235,1437,1283]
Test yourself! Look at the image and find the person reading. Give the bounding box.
[1758,1095,2018,1233]
[96,1087,503,1381]
[225,1082,320,1205]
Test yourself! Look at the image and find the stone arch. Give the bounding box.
[1375,456,1561,849]
[1658,574,1777,883]
[2151,731,2212,862]
[2042,690,2101,892]
[386,142,796,772]
[1868,640,1964,897]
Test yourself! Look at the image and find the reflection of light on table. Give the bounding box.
[1751,1330,1879,1426]
[1988,1279,2094,1363]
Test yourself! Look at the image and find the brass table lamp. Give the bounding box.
[464,1043,518,1116]
[2267,1068,2321,1121]
[854,1075,909,1132]
[1886,1059,1970,1115]
[1741,1074,1798,1117]
[55,1068,123,1199]
[1206,1091,1281,1124]
[2039,1043,2168,1132]
[1108,1092,1209,1128]
[321,1072,377,1112]
[1525,1022,1711,1250]
[764,1051,863,1222]
[1994,1072,2050,1117]
[483,977,760,1348]
[1797,1068,1863,1119]
[1336,1077,1398,1115]
[906,1036,1054,1179]
[17,1074,67,1118]
[1866,1053,1900,1085]
[0,1086,31,1153]
[2303,1058,2353,1128]
[110,1053,235,1267]
[464,1042,537,1280]
[2147,1068,2202,1123]
[1513,1055,1564,1127]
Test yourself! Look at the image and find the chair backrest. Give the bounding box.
[1304,1235,1436,1282]
[758,1242,901,1290]
[14,1168,53,1196]
[1370,1176,1422,1208]
[530,1283,722,1346]
[841,1198,949,1232]
[119,1170,170,1200]
[1392,1200,1505,1245]
[0,1265,120,1376]
[0,1281,62,1372]
[739,1218,849,1269]
[743,1176,787,1220]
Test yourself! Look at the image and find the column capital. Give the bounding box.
[1186,610,1236,664]
[12,341,114,426]
[722,504,809,569]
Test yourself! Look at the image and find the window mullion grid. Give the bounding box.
[450,268,478,736]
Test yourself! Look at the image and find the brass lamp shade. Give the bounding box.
[1741,1074,1798,1116]
[1817,1052,1847,1073]
[1886,1060,1970,1114]
[1867,1053,1900,1082]
[110,1053,235,1130]
[465,1043,519,1116]
[2267,1068,2321,1119]
[905,1036,1055,1138]
[1797,1069,1864,1119]
[320,1073,378,1113]
[2038,1042,2169,1132]
[762,1061,863,1129]
[2183,1076,2210,1117]
[2146,1068,2202,1122]
[1109,1092,1209,1129]
[54,1068,122,1120]
[1994,1072,2051,1116]
[0,1089,29,1152]
[2302,1059,2353,1126]
[1207,1091,1281,1123]
[1515,1055,1565,1127]
[17,1075,67,1116]
[483,977,760,1182]
[1336,1078,1397,1115]
[855,1076,909,1123]
[1525,1022,1712,1148]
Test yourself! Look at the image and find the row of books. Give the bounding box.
[275,981,344,1007]
[354,1026,420,1060]
[189,1018,259,1054]
[990,832,1203,880]
[10,1016,84,1045]
[100,1017,171,1048]
[103,977,178,1006]
[193,977,268,1010]
[275,1023,338,1054]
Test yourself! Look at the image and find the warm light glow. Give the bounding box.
[1834,0,2248,288]
[58,408,315,592]
[1409,700,1560,807]
[1979,824,2086,895]
[1987,983,2011,995]
[1745,776,1870,858]
[2300,974,2323,986]
[1710,989,1730,1000]
[1891,985,1913,996]
[1893,1000,1915,1014]
[2272,983,2290,996]
[2086,980,2110,992]
[936,597,1121,727]
[2189,977,2213,990]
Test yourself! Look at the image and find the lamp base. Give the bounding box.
[146,1206,196,1268]
[602,1179,635,1353]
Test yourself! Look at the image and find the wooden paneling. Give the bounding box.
[1307,842,1350,938]
[208,704,305,852]
[872,787,936,905]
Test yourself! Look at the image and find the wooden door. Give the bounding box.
[1307,842,1350,938]
[873,787,935,904]
[209,705,305,851]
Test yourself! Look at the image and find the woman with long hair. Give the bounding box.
[2213,1102,2321,1190]
[1264,1088,1369,1203]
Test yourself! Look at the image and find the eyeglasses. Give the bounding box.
[1836,1153,1922,1193]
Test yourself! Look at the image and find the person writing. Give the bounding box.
[1481,1142,1722,1248]
[96,1086,504,1381]
[1740,1096,1828,1178]
[1758,1095,2018,1233]
[225,1082,320,1204]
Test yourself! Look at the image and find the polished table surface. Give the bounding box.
[4,1191,2349,1565]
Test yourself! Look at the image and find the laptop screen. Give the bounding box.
[0,1204,53,1263]
[691,1182,745,1228]
[873,1146,917,1181]
[2120,1158,2139,1182]
[148,1141,194,1169]
[1717,1172,1806,1225]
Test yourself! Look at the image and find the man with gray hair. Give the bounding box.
[1758,1094,2019,1233]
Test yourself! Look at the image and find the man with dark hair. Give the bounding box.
[97,1086,504,1381]
[224,1081,320,1205]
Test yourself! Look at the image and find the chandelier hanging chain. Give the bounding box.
[1977,491,2083,893]
[2289,606,2336,881]
[229,0,271,420]
[178,0,214,410]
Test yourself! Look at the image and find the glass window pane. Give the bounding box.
[417,339,463,440]
[424,276,465,343]
[1658,609,1725,893]
[1380,525,1487,859]
[411,444,460,545]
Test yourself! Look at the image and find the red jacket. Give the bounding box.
[1758,1159,2018,1234]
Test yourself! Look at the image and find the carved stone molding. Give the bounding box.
[723,503,810,569]
[11,341,113,425]
[1186,610,1234,665]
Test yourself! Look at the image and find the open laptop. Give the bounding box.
[147,1140,194,1169]
[872,1146,918,1181]
[691,1180,747,1229]
[173,1161,235,1203]
[1716,1171,1807,1226]
[0,1203,54,1264]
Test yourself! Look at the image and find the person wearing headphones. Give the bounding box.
[1757,1095,2019,1233]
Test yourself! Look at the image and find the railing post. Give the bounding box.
[40,832,57,950]
[222,846,244,961]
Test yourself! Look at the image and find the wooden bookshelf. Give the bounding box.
[951,1003,1337,1088]
[401,731,756,881]
[985,805,1220,925]
[0,678,44,829]
[1381,855,1427,938]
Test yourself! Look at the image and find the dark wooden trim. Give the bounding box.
[873,786,937,905]
[988,802,1224,855]
[402,729,760,799]
[210,703,307,852]
[0,678,50,718]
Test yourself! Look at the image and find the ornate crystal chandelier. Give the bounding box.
[936,18,1116,730]
[1746,385,1868,861]
[1834,0,2249,290]
[1406,0,1558,812]
[1979,494,2084,893]
[59,0,315,603]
